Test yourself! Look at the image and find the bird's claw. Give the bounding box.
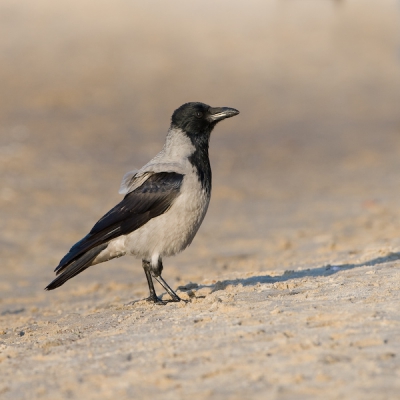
[145,295,168,305]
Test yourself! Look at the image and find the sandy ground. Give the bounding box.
[1,0,400,398]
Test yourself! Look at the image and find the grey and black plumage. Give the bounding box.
[45,102,239,303]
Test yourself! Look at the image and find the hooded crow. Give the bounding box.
[45,102,239,303]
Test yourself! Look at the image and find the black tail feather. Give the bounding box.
[45,244,108,290]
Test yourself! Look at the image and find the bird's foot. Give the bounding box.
[145,294,168,305]
[152,275,183,303]
[149,293,186,304]
[125,294,187,306]
[168,293,183,303]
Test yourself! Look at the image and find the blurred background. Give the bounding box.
[1,0,400,301]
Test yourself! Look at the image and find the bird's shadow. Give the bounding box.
[177,252,400,294]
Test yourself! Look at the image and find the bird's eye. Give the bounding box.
[195,111,203,119]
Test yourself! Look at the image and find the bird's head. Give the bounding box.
[171,102,239,139]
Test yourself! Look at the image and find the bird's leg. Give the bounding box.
[142,259,166,304]
[151,258,182,302]
[153,275,182,302]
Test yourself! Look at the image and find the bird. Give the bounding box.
[45,102,239,303]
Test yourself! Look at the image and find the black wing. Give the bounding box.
[54,172,184,275]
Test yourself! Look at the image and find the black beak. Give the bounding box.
[208,107,240,122]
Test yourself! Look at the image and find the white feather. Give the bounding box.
[118,169,139,194]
